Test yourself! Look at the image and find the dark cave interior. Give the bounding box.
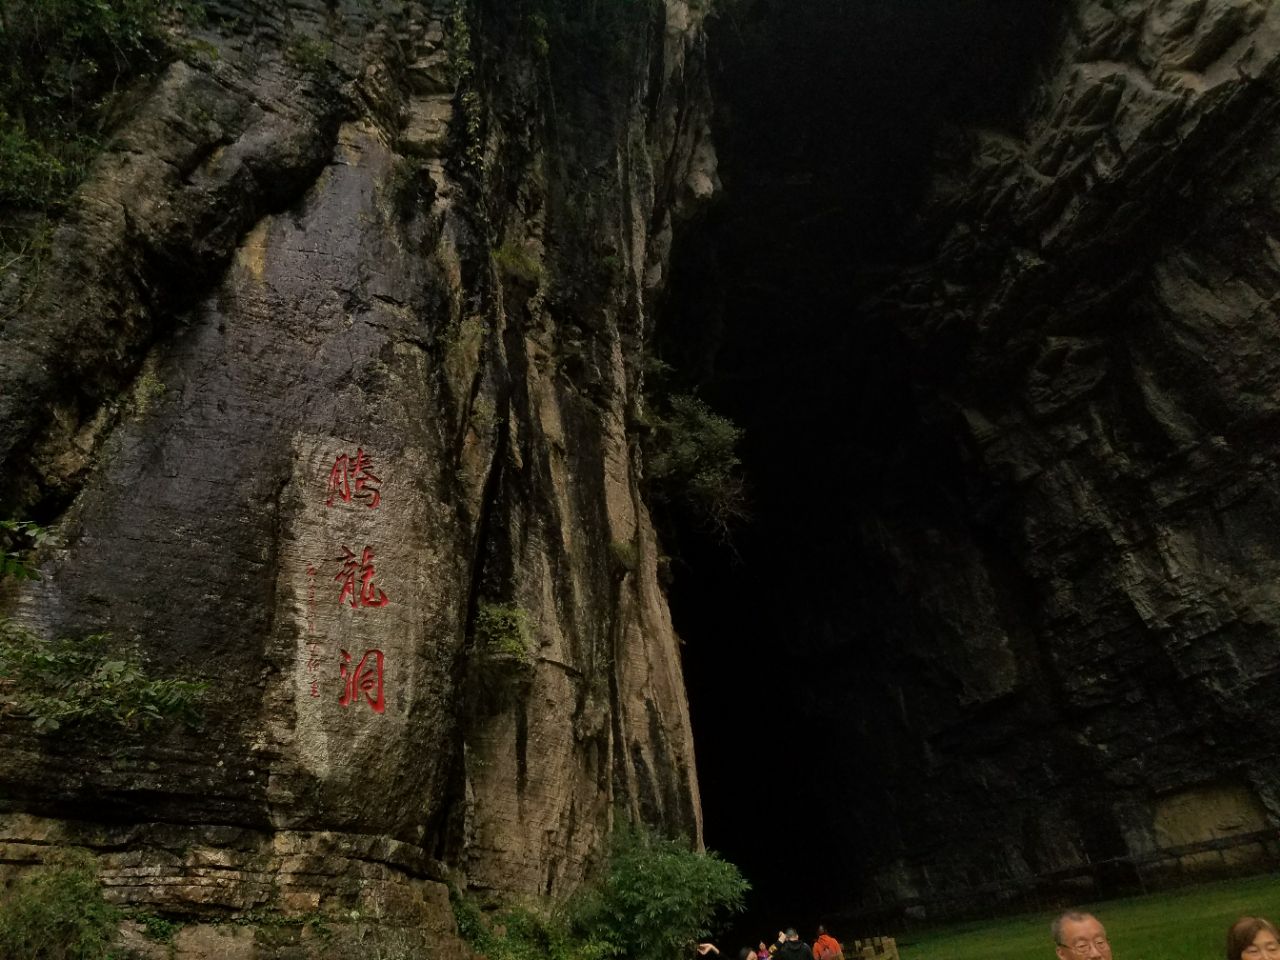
[657,0,1071,935]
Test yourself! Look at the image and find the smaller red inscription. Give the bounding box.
[335,545,389,608]
[339,649,385,713]
[325,448,381,509]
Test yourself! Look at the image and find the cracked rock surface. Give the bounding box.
[0,0,713,952]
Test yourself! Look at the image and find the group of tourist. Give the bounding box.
[697,925,847,960]
[1054,910,1280,959]
[693,910,1280,960]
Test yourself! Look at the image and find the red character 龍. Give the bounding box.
[339,648,385,713]
[325,448,381,509]
[335,545,389,608]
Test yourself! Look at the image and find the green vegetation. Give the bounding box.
[130,365,166,415]
[1,518,49,581]
[521,0,660,63]
[608,539,638,574]
[0,847,124,960]
[900,873,1280,960]
[386,157,433,221]
[0,619,207,733]
[284,35,332,75]
[571,825,749,960]
[644,393,747,535]
[133,911,179,943]
[0,0,195,218]
[452,825,748,960]
[445,2,484,179]
[475,601,533,661]
[493,240,543,285]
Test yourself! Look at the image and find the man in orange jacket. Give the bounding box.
[812,926,843,960]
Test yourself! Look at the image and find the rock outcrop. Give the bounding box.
[0,0,714,952]
[674,0,1280,921]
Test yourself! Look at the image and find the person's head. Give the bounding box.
[785,929,799,942]
[1227,917,1280,960]
[738,949,757,960]
[1053,912,1110,960]
[817,926,828,938]
[758,943,769,953]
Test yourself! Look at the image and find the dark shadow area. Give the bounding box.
[652,0,1069,936]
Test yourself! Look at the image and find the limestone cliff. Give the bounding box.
[0,0,714,953]
[673,0,1280,922]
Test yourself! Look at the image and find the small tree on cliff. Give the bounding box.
[644,393,748,539]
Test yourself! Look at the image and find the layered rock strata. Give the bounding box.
[0,0,714,951]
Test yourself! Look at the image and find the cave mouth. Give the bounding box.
[657,0,1071,935]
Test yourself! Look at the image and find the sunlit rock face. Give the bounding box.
[673,0,1280,921]
[0,0,712,952]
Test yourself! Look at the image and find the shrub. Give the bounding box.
[608,539,638,574]
[475,601,532,661]
[644,394,747,535]
[451,825,747,960]
[493,240,543,285]
[0,518,49,581]
[567,825,748,960]
[0,847,122,960]
[0,619,207,733]
[0,0,194,214]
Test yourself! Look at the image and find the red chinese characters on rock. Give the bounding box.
[335,545,389,608]
[325,448,381,509]
[339,648,385,713]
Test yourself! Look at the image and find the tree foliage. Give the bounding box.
[567,825,748,960]
[0,847,123,960]
[454,825,748,960]
[0,619,207,733]
[0,0,192,212]
[0,518,49,581]
[645,394,748,536]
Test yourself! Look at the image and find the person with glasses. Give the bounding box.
[1052,911,1111,959]
[1227,917,1280,960]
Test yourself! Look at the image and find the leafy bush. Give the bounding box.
[0,518,49,581]
[0,0,195,213]
[568,825,748,960]
[493,240,543,285]
[452,825,747,960]
[0,619,207,733]
[644,394,747,535]
[0,847,122,960]
[475,601,533,661]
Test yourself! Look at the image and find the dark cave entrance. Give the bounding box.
[653,0,1073,935]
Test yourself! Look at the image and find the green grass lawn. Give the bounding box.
[898,873,1280,960]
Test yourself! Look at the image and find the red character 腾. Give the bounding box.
[335,545,389,608]
[325,448,381,509]
[339,648,385,713]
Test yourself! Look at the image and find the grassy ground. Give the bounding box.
[898,873,1280,960]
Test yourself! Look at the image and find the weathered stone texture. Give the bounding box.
[838,0,1280,914]
[0,0,712,948]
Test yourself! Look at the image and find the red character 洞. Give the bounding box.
[339,649,385,713]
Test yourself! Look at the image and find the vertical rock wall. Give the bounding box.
[0,0,715,949]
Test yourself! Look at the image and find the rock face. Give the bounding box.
[673,0,1280,922]
[0,0,713,951]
